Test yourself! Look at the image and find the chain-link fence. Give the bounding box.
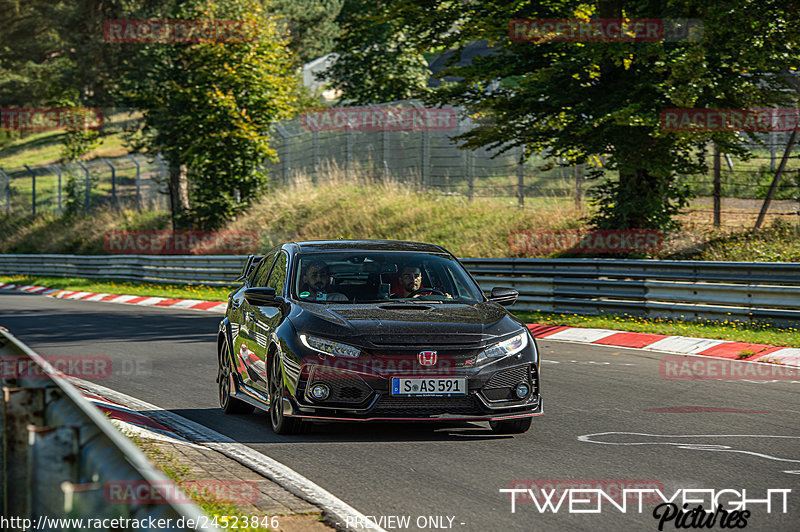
[266,101,584,204]
[2,100,798,228]
[0,153,168,217]
[264,100,800,227]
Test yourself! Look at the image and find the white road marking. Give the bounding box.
[578,432,800,474]
[545,328,619,343]
[645,336,727,354]
[134,297,167,306]
[73,378,385,532]
[65,291,94,300]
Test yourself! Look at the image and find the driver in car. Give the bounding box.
[299,260,348,302]
[393,264,452,299]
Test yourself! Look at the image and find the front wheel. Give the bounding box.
[269,354,308,435]
[219,342,254,415]
[489,417,532,434]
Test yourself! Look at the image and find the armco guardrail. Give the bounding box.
[0,254,799,323]
[0,328,220,531]
[458,258,800,323]
[0,254,245,286]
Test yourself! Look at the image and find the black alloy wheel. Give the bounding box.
[269,353,308,435]
[219,342,254,415]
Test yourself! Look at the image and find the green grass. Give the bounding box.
[666,219,800,262]
[0,210,171,254]
[122,430,271,531]
[0,126,130,168]
[0,275,230,301]
[515,310,800,348]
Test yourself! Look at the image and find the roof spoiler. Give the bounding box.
[235,254,264,282]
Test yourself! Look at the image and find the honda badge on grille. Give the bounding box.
[418,351,437,365]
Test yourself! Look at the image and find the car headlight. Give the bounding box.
[477,331,529,364]
[300,334,361,358]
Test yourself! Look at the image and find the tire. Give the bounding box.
[269,353,308,435]
[218,342,254,415]
[489,417,532,434]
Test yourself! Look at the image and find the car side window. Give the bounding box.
[265,251,288,297]
[253,251,279,287]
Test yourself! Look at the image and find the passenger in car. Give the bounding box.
[298,260,348,302]
[392,264,452,299]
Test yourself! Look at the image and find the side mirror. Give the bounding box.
[243,287,279,306]
[488,287,518,306]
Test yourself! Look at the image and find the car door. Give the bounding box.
[235,250,278,393]
[248,249,289,394]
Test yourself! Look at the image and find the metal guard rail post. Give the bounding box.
[0,328,220,531]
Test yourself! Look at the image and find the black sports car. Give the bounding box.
[216,240,542,434]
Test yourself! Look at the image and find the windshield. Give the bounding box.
[292,252,484,304]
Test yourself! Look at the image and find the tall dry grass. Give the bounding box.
[227,163,582,257]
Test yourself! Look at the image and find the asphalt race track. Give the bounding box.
[1,291,798,531]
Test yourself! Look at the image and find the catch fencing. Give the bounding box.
[4,100,798,227]
[0,153,168,217]
[0,254,798,324]
[0,328,219,530]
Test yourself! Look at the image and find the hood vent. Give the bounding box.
[377,304,432,311]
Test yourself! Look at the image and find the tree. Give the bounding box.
[0,0,73,106]
[389,0,800,230]
[120,0,297,229]
[269,0,343,66]
[322,0,431,105]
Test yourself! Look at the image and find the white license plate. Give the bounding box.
[391,377,466,396]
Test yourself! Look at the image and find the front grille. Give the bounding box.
[485,365,529,389]
[483,388,516,401]
[371,395,479,416]
[482,365,531,403]
[367,335,484,347]
[308,366,373,404]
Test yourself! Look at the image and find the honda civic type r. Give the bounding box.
[216,240,542,434]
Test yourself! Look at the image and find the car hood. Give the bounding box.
[291,301,524,346]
